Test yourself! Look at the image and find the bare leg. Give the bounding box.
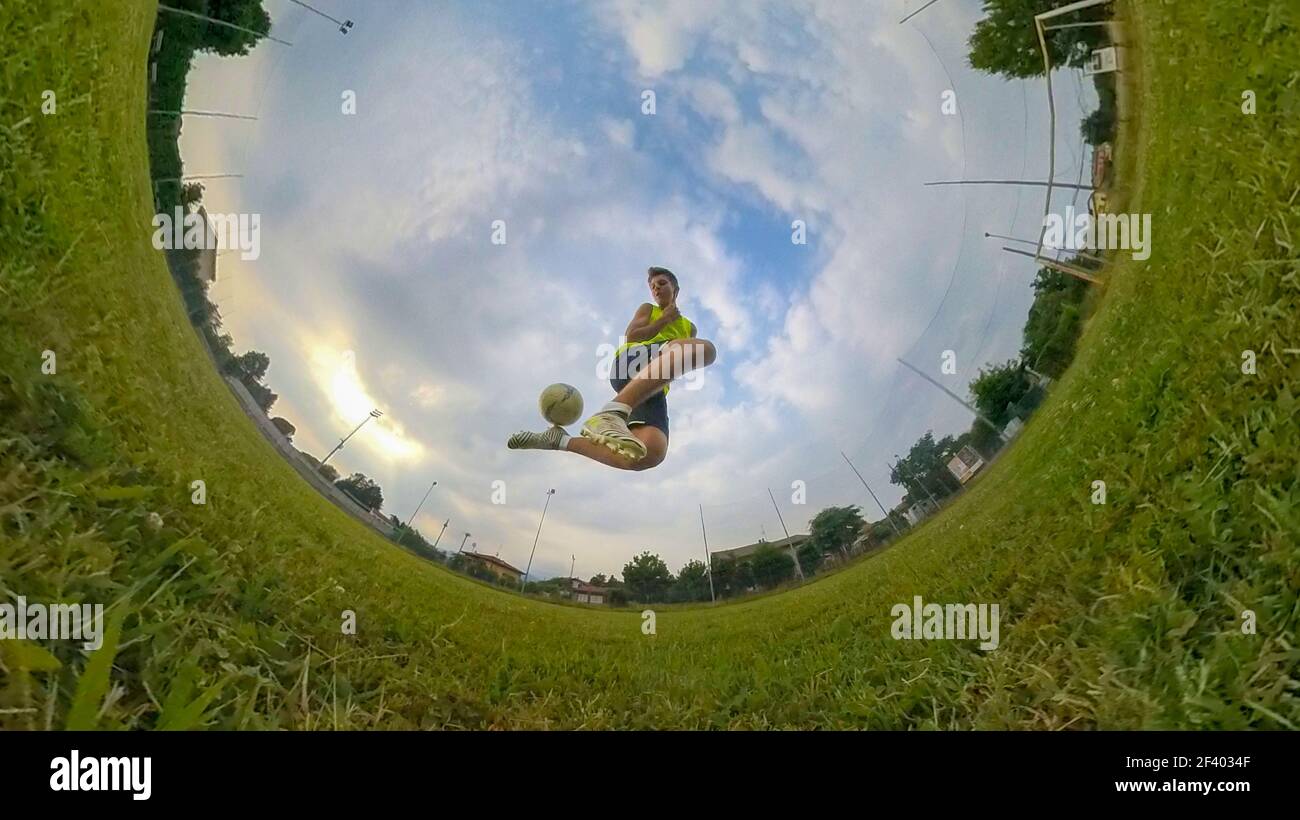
[613,338,716,409]
[566,425,666,471]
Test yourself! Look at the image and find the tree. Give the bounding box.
[299,451,341,483]
[271,416,296,439]
[181,182,205,209]
[970,360,1035,429]
[197,0,273,57]
[672,560,711,602]
[225,349,277,412]
[335,473,384,511]
[750,544,795,589]
[234,350,270,383]
[1021,266,1090,377]
[797,541,824,575]
[394,522,440,559]
[892,431,963,500]
[733,561,756,594]
[589,573,608,586]
[807,506,866,560]
[865,519,897,549]
[1081,107,1115,147]
[243,380,277,413]
[968,0,1104,79]
[622,551,673,602]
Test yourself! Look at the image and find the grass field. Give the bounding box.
[1,0,1296,729]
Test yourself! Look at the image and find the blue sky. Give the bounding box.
[179,0,1098,580]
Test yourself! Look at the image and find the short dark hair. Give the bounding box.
[647,266,679,294]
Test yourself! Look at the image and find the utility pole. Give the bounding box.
[924,178,1093,191]
[999,246,1102,284]
[457,532,470,554]
[895,358,1008,443]
[699,505,716,603]
[521,489,555,590]
[322,409,382,465]
[841,451,903,536]
[148,109,258,121]
[767,488,805,581]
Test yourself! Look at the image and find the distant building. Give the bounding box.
[1003,417,1025,439]
[903,497,939,526]
[1024,366,1054,389]
[710,533,810,566]
[568,578,608,605]
[463,552,524,585]
[947,445,986,484]
[1084,46,1118,76]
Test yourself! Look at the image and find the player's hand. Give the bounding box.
[662,303,681,322]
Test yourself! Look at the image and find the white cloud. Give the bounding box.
[601,117,635,148]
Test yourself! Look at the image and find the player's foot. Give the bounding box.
[580,411,647,461]
[508,426,569,451]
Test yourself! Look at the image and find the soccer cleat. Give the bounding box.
[508,426,568,451]
[580,411,647,461]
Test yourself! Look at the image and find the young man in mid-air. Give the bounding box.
[508,266,717,471]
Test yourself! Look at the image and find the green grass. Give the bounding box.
[1,0,1296,729]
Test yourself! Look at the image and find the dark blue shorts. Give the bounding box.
[611,344,669,439]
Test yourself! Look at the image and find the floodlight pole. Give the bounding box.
[321,408,383,465]
[430,519,449,549]
[402,479,437,534]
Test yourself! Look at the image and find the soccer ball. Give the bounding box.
[539,383,583,426]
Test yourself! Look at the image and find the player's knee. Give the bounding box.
[632,452,664,471]
[698,339,717,367]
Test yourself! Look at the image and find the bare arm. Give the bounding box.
[624,303,679,343]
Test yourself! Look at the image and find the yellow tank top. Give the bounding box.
[615,304,693,356]
[615,304,693,396]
